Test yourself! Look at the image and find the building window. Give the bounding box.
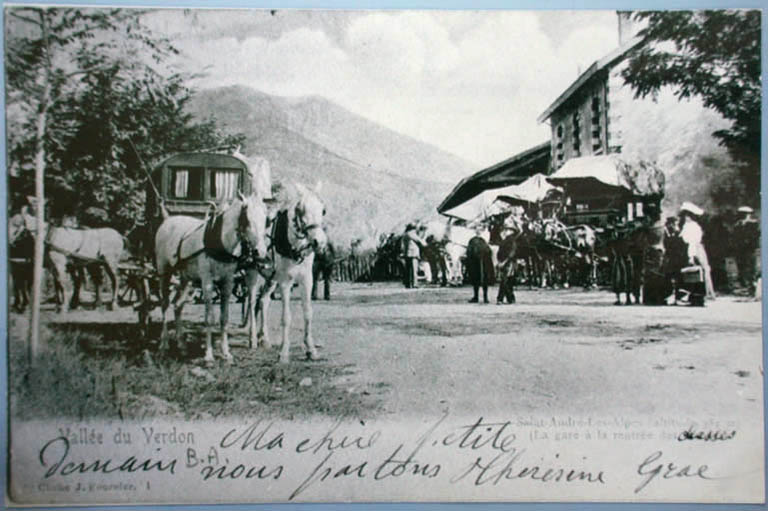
[572,113,581,155]
[210,169,240,201]
[555,123,565,165]
[591,96,602,153]
[171,167,204,200]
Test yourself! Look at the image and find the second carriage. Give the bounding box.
[121,150,272,321]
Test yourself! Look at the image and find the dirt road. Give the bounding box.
[309,283,763,422]
[17,282,763,422]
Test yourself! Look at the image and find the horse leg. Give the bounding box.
[159,273,172,352]
[173,280,194,356]
[49,254,71,313]
[259,280,277,348]
[87,265,104,309]
[311,265,319,300]
[69,266,83,310]
[300,274,319,361]
[201,276,217,365]
[219,276,235,363]
[278,280,293,363]
[246,273,264,349]
[103,260,119,311]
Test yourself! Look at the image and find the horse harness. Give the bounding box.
[175,203,266,271]
[271,206,317,264]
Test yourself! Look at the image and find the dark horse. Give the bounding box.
[465,235,495,303]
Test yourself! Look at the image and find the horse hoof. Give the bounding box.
[306,350,318,361]
[204,358,215,368]
[278,356,290,364]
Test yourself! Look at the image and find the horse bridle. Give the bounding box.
[292,204,323,240]
[234,202,270,269]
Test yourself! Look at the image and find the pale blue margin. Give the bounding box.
[0,0,766,510]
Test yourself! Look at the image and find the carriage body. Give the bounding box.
[122,152,256,309]
[146,152,253,220]
[547,155,664,229]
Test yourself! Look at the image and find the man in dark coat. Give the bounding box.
[466,233,495,304]
[495,233,517,304]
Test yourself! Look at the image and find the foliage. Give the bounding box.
[621,10,761,205]
[6,7,245,232]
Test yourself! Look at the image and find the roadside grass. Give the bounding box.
[9,321,383,421]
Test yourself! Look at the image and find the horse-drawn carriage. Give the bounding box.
[11,147,328,363]
[546,155,666,301]
[119,151,262,315]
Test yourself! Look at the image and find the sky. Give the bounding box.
[145,9,621,169]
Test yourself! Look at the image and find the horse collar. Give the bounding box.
[274,209,311,261]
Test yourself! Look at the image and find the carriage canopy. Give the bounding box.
[496,173,561,205]
[547,155,665,197]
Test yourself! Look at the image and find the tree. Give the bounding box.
[621,10,761,206]
[6,7,243,361]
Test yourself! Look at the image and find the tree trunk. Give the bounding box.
[28,11,52,363]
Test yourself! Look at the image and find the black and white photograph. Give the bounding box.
[5,5,764,505]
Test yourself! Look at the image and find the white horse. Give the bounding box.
[251,182,327,363]
[155,191,268,364]
[16,205,124,312]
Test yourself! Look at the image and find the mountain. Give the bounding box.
[186,85,474,250]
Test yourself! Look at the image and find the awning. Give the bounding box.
[547,155,665,197]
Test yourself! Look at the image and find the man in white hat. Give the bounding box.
[678,202,715,300]
[734,205,760,294]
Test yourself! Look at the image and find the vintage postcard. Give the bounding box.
[5,5,764,505]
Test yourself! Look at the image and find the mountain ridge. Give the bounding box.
[186,85,473,249]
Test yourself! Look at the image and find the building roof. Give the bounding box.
[537,36,643,123]
[437,141,551,214]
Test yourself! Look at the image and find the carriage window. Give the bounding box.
[210,169,240,201]
[171,167,203,199]
[635,202,644,217]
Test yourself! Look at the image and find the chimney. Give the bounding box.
[617,10,634,46]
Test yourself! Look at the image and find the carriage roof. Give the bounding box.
[148,152,253,218]
[152,152,249,178]
[547,155,665,198]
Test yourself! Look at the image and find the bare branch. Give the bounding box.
[64,64,115,78]
[9,11,42,27]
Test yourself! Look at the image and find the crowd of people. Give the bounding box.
[395,200,760,307]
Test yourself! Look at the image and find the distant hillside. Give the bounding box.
[187,86,474,249]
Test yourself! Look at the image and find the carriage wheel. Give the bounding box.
[119,271,143,306]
